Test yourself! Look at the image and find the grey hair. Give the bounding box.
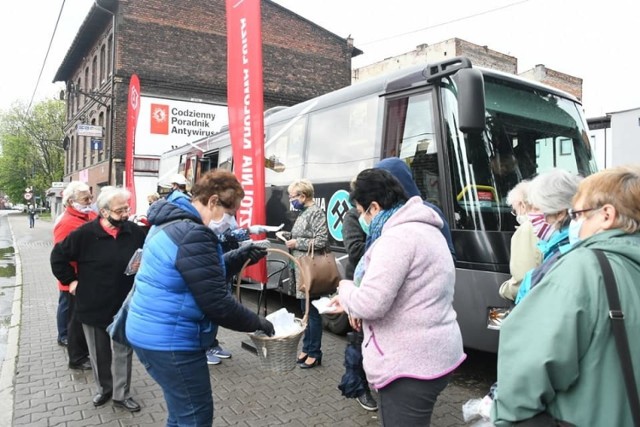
[528,169,582,214]
[96,187,130,211]
[506,180,530,208]
[62,181,90,206]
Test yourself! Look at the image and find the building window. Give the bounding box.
[75,78,81,113]
[74,135,79,171]
[107,36,112,76]
[84,67,89,103]
[98,112,105,162]
[100,45,106,83]
[92,56,97,89]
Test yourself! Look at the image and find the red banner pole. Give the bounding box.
[226,0,267,283]
[125,74,141,214]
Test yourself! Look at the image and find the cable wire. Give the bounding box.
[27,0,66,112]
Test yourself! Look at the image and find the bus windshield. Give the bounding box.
[442,75,598,231]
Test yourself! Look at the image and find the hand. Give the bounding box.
[240,244,267,265]
[285,239,297,249]
[69,280,78,295]
[348,315,362,332]
[257,317,275,336]
[327,295,345,314]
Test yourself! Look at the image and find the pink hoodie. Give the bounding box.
[338,196,465,389]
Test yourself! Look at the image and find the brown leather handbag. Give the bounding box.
[297,241,341,297]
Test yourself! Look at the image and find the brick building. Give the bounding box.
[353,37,582,100]
[53,0,360,190]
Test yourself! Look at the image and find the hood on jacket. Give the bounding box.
[148,197,201,226]
[375,157,421,198]
[579,229,640,265]
[385,196,444,230]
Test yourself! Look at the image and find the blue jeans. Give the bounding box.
[56,291,69,341]
[300,299,322,359]
[133,346,213,426]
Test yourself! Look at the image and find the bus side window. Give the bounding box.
[383,92,443,209]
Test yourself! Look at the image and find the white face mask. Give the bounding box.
[208,213,235,234]
[72,202,93,214]
[516,214,529,225]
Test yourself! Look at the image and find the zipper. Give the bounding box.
[364,325,384,356]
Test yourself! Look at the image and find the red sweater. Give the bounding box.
[53,206,98,291]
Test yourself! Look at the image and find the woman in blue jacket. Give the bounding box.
[126,170,274,426]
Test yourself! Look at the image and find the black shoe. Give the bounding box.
[296,354,308,365]
[356,390,378,411]
[92,392,112,407]
[299,357,322,369]
[57,338,68,347]
[113,397,141,412]
[69,360,92,370]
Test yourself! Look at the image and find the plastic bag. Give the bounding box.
[462,395,495,426]
[124,248,143,276]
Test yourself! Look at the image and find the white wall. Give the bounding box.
[589,127,611,169]
[610,108,640,167]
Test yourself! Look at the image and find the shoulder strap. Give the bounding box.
[593,249,640,427]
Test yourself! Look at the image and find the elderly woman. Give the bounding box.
[498,180,543,301]
[126,170,274,425]
[51,187,146,411]
[330,168,464,426]
[282,178,329,369]
[515,169,582,303]
[492,165,640,426]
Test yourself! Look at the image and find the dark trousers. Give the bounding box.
[300,298,323,359]
[133,346,213,427]
[66,293,90,366]
[56,291,69,341]
[378,375,450,427]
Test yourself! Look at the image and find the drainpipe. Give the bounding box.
[95,0,116,185]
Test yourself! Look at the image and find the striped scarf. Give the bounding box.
[528,212,556,241]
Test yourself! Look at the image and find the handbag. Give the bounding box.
[297,240,341,297]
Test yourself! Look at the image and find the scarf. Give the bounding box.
[353,203,404,287]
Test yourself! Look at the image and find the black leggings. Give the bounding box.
[378,375,450,426]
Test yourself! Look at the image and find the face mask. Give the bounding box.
[291,199,304,210]
[528,213,556,241]
[208,213,234,234]
[72,202,93,214]
[107,215,128,228]
[516,214,528,225]
[568,218,585,245]
[358,213,371,236]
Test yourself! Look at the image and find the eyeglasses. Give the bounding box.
[109,206,131,215]
[510,209,517,217]
[288,193,301,200]
[568,207,598,221]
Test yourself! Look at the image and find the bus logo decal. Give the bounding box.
[327,190,351,242]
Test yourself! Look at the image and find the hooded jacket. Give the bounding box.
[338,196,465,389]
[492,230,640,427]
[375,157,456,260]
[125,196,264,351]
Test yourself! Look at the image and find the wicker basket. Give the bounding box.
[237,248,309,373]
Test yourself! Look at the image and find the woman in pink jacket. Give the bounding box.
[331,168,465,426]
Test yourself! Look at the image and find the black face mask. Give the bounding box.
[107,215,128,228]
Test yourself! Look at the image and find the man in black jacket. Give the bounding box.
[50,187,146,413]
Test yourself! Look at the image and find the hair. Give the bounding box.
[96,187,130,211]
[147,192,160,204]
[288,179,315,199]
[528,168,582,214]
[191,169,244,208]
[506,180,531,208]
[62,181,90,206]
[573,165,640,233]
[350,168,408,210]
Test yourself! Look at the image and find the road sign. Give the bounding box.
[91,138,103,150]
[24,193,32,201]
[77,124,104,137]
[51,182,65,188]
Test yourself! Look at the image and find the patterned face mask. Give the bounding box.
[528,212,556,241]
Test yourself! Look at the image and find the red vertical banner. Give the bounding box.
[226,0,266,283]
[125,74,141,215]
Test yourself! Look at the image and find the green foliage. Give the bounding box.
[0,99,65,204]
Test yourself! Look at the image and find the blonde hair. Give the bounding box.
[147,192,160,204]
[573,165,640,233]
[288,179,314,199]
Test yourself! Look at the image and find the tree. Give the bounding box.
[0,99,65,204]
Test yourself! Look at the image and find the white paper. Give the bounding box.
[265,308,304,337]
[250,223,284,234]
[311,297,338,314]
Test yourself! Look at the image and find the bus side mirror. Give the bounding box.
[455,68,486,133]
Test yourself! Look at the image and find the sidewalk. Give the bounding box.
[7,214,474,426]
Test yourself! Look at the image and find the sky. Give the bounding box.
[0,0,638,118]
